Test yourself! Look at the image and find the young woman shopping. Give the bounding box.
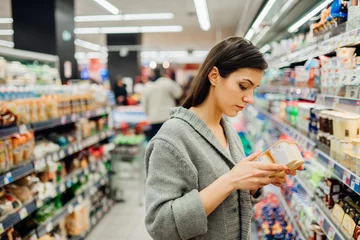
[145,37,301,240]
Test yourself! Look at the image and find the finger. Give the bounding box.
[296,165,304,171]
[272,182,281,187]
[253,169,279,177]
[278,177,286,184]
[243,151,262,162]
[285,169,297,176]
[253,162,288,171]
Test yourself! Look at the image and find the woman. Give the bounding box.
[145,37,300,240]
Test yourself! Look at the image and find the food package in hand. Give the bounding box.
[256,140,305,177]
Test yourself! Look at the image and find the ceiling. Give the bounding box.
[74,0,264,52]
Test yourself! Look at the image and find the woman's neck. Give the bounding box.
[190,96,223,128]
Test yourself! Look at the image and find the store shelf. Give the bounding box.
[32,107,111,131]
[0,129,113,188]
[248,105,316,152]
[258,85,318,101]
[293,176,315,201]
[268,27,360,68]
[0,155,110,235]
[0,46,59,64]
[316,149,360,195]
[36,174,110,238]
[312,199,352,240]
[315,94,360,114]
[276,191,306,240]
[0,124,31,140]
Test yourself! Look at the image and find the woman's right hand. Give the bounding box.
[225,151,288,191]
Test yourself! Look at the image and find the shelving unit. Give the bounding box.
[315,94,360,114]
[258,85,319,101]
[247,105,316,152]
[267,27,360,68]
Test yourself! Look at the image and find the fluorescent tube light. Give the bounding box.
[252,0,277,30]
[253,26,270,45]
[272,0,297,24]
[288,0,333,33]
[123,13,174,21]
[75,26,183,34]
[74,28,101,34]
[193,0,211,31]
[140,26,183,33]
[75,13,174,22]
[244,28,255,40]
[74,39,107,52]
[0,18,13,24]
[0,40,14,48]
[260,44,271,53]
[0,29,13,35]
[93,0,120,15]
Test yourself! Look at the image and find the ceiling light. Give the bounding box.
[253,26,270,45]
[0,18,13,24]
[140,26,182,33]
[75,15,122,22]
[123,13,174,21]
[74,28,101,34]
[193,0,211,31]
[149,61,157,69]
[101,27,139,34]
[162,61,170,69]
[260,44,271,53]
[75,26,183,34]
[93,0,120,15]
[288,0,333,33]
[75,13,174,22]
[272,0,297,24]
[0,29,14,35]
[74,39,108,52]
[0,40,14,48]
[244,28,255,40]
[252,0,277,30]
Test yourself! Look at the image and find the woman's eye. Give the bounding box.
[239,85,247,90]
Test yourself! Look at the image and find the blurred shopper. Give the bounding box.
[141,68,183,140]
[134,75,150,95]
[145,37,303,240]
[113,75,128,106]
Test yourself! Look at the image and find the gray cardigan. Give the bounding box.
[145,107,264,240]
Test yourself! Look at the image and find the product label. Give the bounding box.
[46,222,53,233]
[0,224,4,234]
[328,227,335,240]
[19,207,28,219]
[332,204,345,223]
[4,172,13,184]
[343,170,351,185]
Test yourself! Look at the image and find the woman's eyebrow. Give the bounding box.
[241,78,254,86]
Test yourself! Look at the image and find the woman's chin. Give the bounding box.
[224,110,240,117]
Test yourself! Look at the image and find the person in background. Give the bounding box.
[141,67,183,140]
[134,75,150,95]
[113,75,128,106]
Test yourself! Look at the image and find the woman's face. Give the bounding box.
[212,67,263,117]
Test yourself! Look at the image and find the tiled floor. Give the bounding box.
[86,179,151,240]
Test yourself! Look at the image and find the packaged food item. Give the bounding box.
[257,140,305,170]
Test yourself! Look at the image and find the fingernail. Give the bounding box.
[285,170,291,174]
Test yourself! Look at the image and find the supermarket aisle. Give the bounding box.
[86,179,151,240]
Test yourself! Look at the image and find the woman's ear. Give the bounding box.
[208,66,220,86]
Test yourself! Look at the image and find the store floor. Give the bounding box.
[86,179,151,240]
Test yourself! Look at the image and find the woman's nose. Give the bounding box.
[243,94,254,104]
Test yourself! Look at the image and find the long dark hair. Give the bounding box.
[182,37,268,109]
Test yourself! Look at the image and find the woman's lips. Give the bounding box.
[236,105,244,110]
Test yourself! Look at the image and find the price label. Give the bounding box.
[60,184,66,192]
[0,223,4,235]
[68,205,74,214]
[19,124,28,134]
[319,216,324,227]
[355,179,360,193]
[91,217,96,226]
[71,114,78,122]
[61,116,67,125]
[72,176,78,183]
[351,179,356,189]
[67,180,72,188]
[36,199,43,208]
[80,176,86,183]
[4,172,13,184]
[327,161,335,178]
[46,222,53,233]
[19,207,28,219]
[52,153,59,162]
[77,195,83,203]
[46,154,53,163]
[343,170,351,185]
[29,234,38,240]
[59,150,65,159]
[328,226,335,240]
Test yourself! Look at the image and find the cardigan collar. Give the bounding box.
[169,107,245,167]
